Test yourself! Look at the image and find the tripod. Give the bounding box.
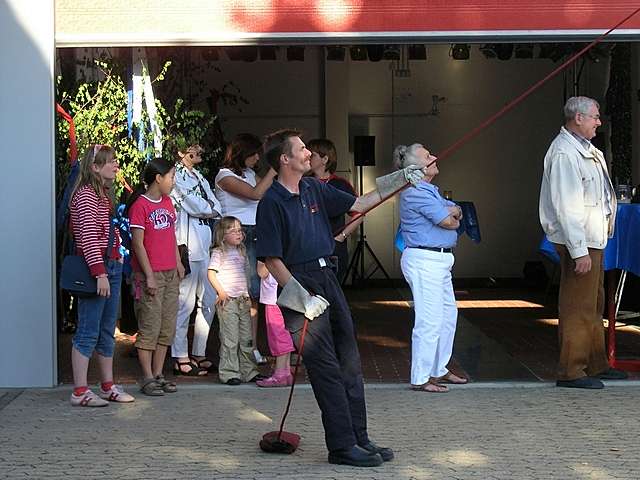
[342,164,392,287]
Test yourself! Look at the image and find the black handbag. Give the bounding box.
[60,221,115,297]
[178,244,191,276]
[177,213,191,276]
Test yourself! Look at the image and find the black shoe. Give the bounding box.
[359,441,394,462]
[225,378,242,386]
[328,445,383,467]
[249,374,268,383]
[556,377,604,389]
[596,368,628,380]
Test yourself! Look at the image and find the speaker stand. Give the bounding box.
[342,164,392,287]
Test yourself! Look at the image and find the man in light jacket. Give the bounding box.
[539,96,627,389]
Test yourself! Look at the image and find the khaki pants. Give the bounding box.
[556,246,609,380]
[134,269,179,350]
[216,296,259,383]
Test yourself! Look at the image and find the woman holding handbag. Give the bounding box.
[68,144,135,407]
[171,144,221,375]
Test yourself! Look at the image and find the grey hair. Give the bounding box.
[393,143,424,170]
[563,96,600,121]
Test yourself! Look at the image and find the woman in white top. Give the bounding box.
[171,144,221,376]
[215,133,277,364]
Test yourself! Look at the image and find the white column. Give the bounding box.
[0,0,56,387]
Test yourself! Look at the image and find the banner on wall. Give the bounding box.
[56,1,640,46]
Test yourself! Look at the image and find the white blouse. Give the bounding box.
[214,168,260,225]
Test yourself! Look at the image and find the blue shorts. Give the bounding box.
[73,260,123,358]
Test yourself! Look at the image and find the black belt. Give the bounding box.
[288,257,336,273]
[413,246,453,253]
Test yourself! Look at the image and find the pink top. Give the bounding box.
[129,194,178,272]
[208,247,249,298]
[259,273,278,305]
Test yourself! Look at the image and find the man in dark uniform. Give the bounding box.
[256,129,425,467]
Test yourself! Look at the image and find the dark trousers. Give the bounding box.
[282,264,369,452]
[333,241,349,284]
[556,246,609,380]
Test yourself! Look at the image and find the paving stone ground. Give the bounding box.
[2,382,640,480]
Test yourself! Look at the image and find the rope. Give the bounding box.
[340,5,640,230]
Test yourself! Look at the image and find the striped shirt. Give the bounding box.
[208,247,248,298]
[69,185,121,277]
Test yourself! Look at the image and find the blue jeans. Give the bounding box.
[243,224,260,299]
[73,260,123,358]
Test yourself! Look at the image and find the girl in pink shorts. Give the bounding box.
[256,261,295,387]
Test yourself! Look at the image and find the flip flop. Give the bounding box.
[411,383,449,393]
[435,372,469,384]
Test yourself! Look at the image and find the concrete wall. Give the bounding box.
[160,45,611,279]
[0,0,56,386]
[210,48,324,140]
[334,45,610,278]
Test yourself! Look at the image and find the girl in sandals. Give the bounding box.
[128,158,185,396]
[68,144,135,407]
[208,217,261,385]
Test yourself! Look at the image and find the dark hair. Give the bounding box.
[306,138,338,174]
[263,129,301,173]
[125,157,175,214]
[224,133,262,176]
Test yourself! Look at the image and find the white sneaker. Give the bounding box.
[98,384,135,403]
[70,389,109,407]
[252,349,267,365]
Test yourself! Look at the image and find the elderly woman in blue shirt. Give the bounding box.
[395,143,467,393]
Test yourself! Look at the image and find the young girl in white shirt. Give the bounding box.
[208,216,262,385]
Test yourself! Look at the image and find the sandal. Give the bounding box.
[139,378,165,396]
[173,360,207,376]
[411,382,449,393]
[435,372,469,384]
[192,357,215,372]
[155,375,177,393]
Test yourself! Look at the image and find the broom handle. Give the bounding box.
[277,317,310,440]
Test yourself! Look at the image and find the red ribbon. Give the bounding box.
[55,103,133,192]
[55,103,77,165]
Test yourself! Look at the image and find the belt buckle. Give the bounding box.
[319,258,327,267]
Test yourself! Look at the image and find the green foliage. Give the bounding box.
[162,97,223,178]
[55,57,229,198]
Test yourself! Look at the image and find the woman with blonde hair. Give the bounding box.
[68,144,134,406]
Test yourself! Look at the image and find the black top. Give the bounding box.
[256,177,355,266]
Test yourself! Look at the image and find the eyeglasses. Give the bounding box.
[579,113,601,120]
[225,228,243,235]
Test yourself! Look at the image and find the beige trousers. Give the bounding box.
[216,296,259,383]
